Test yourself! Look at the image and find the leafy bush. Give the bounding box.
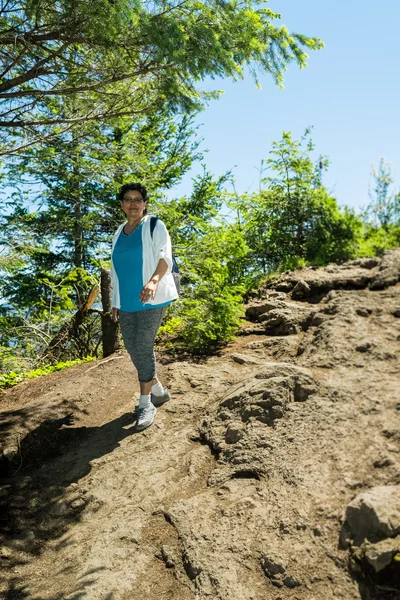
[357,224,400,257]
[0,357,95,389]
[175,284,244,354]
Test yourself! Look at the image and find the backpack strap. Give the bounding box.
[150,215,158,239]
[149,215,180,279]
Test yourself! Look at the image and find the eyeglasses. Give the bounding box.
[122,197,144,204]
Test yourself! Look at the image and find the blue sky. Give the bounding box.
[171,0,400,211]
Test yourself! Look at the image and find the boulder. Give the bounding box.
[364,537,400,572]
[369,248,400,290]
[345,486,400,545]
[291,279,311,299]
[259,307,313,336]
[245,301,283,321]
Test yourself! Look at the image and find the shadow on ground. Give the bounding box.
[0,408,138,598]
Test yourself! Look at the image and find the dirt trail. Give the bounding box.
[1,250,400,600]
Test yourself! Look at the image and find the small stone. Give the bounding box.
[284,575,301,588]
[261,554,286,577]
[158,545,176,568]
[356,341,372,353]
[225,422,245,444]
[0,546,12,559]
[70,498,86,510]
[373,457,395,468]
[2,447,18,461]
[231,353,260,365]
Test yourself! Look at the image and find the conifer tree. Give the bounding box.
[0,0,323,153]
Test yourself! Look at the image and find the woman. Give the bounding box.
[111,183,178,431]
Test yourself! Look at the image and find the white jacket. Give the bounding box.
[111,214,179,309]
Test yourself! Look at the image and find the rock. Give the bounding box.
[283,575,301,588]
[294,381,317,402]
[258,249,400,300]
[238,324,267,336]
[261,554,300,589]
[291,279,311,299]
[159,545,176,568]
[225,423,245,444]
[261,553,286,579]
[373,457,395,468]
[231,353,261,366]
[245,301,283,321]
[70,498,86,511]
[345,485,400,544]
[356,308,371,317]
[199,364,318,485]
[356,341,372,353]
[393,308,400,318]
[0,546,12,559]
[259,307,312,336]
[50,499,69,516]
[244,341,265,349]
[364,536,400,572]
[255,362,315,381]
[369,248,400,289]
[274,281,294,292]
[350,257,380,269]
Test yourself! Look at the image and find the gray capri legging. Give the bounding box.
[119,306,167,383]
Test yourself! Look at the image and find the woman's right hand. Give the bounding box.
[112,308,119,323]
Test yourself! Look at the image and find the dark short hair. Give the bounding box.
[118,182,148,203]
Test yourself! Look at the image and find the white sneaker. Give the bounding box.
[136,404,157,431]
[151,387,171,407]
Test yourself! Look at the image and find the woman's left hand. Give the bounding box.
[140,280,158,303]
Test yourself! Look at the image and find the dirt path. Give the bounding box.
[1,252,400,600]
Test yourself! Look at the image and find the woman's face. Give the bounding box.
[120,190,147,219]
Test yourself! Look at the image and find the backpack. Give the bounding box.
[150,216,180,295]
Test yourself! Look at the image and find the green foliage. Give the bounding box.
[0,357,95,389]
[365,158,400,228]
[178,250,244,354]
[0,1,325,364]
[175,288,243,354]
[357,224,400,257]
[232,131,362,272]
[0,0,323,153]
[156,316,184,346]
[154,197,247,353]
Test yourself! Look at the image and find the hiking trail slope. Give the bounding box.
[1,249,400,600]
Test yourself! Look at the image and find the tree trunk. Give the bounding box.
[42,285,100,363]
[72,149,83,269]
[100,267,121,357]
